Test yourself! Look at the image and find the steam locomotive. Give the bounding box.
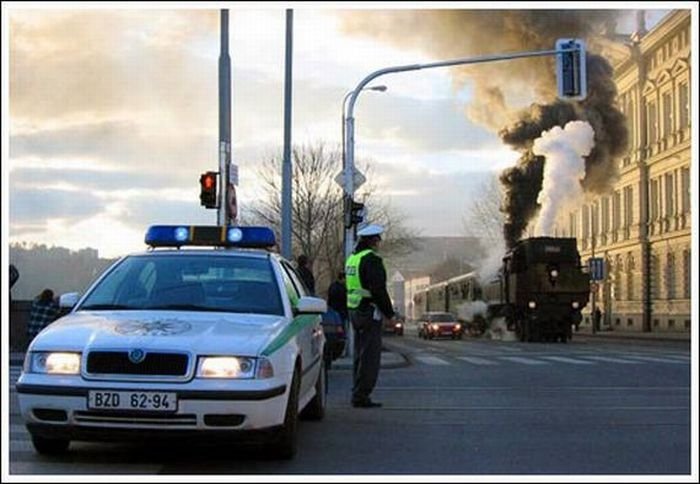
[413,237,590,342]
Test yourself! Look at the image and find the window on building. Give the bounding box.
[662,92,673,138]
[647,101,657,145]
[612,191,621,230]
[665,173,675,217]
[582,205,589,239]
[681,167,690,213]
[626,254,635,301]
[666,252,676,300]
[601,197,610,233]
[613,258,623,301]
[650,255,660,300]
[650,179,659,221]
[679,82,689,128]
[624,186,633,227]
[683,249,690,299]
[591,201,599,237]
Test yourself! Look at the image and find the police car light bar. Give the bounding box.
[145,225,276,249]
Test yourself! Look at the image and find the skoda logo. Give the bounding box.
[128,349,146,364]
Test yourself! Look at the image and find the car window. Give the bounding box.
[79,254,284,316]
[431,313,455,322]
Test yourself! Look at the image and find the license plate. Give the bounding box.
[88,390,177,412]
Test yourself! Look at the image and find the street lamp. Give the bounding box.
[341,84,387,174]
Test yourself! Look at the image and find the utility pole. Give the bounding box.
[218,9,232,226]
[281,9,293,259]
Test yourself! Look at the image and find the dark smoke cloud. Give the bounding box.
[499,54,628,247]
[340,9,630,247]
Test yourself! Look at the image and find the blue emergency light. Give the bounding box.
[145,225,276,249]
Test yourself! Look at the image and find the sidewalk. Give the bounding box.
[573,325,691,342]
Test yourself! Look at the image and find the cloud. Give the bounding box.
[9,186,105,224]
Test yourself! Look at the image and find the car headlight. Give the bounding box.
[455,324,462,331]
[197,356,273,379]
[431,324,439,331]
[27,352,81,375]
[528,301,537,309]
[572,301,580,309]
[550,269,559,278]
[395,322,403,328]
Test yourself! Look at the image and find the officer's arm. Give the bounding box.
[360,255,395,319]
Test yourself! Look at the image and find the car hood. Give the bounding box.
[29,310,287,357]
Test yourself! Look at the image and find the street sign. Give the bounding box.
[334,169,366,190]
[588,257,605,281]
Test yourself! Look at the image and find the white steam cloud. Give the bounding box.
[533,121,595,236]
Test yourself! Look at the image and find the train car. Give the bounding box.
[495,237,590,342]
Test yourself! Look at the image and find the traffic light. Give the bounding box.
[555,38,587,101]
[344,197,366,229]
[199,171,219,209]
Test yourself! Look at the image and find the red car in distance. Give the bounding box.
[417,311,463,340]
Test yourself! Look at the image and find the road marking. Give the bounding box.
[498,356,549,365]
[456,356,498,365]
[581,355,642,364]
[414,355,450,365]
[623,355,690,364]
[539,356,596,365]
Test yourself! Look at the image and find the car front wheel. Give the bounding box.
[269,368,300,459]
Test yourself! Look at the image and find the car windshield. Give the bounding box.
[429,313,455,322]
[79,254,284,316]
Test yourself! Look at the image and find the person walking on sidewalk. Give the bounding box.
[345,224,397,408]
[27,289,60,341]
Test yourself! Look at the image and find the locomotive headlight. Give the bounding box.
[572,301,580,309]
[528,301,537,309]
[550,269,559,278]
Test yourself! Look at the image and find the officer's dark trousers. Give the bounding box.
[350,308,382,403]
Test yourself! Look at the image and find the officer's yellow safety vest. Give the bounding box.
[345,249,374,309]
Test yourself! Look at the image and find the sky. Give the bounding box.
[1,2,681,258]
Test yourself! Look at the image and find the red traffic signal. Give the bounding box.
[199,172,218,209]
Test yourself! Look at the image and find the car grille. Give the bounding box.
[74,410,197,427]
[86,351,189,377]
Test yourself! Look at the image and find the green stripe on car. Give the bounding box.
[262,314,317,356]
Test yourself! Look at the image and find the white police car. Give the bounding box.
[17,225,327,459]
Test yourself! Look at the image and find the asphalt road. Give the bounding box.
[6,330,693,477]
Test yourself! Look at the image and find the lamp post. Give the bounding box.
[341,85,386,360]
[341,85,387,255]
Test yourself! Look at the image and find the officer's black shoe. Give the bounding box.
[352,399,382,408]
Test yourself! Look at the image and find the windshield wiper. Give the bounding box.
[80,304,138,310]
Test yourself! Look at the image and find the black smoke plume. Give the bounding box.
[500,53,628,247]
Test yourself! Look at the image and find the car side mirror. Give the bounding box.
[59,292,80,309]
[295,296,327,315]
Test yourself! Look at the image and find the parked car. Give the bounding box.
[321,309,347,365]
[417,311,463,340]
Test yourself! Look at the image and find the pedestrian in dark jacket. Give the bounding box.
[296,254,316,295]
[326,271,348,323]
[28,289,60,340]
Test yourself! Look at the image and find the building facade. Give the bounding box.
[560,10,692,332]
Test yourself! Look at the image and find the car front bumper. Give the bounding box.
[17,374,289,441]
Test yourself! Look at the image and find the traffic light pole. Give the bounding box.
[343,43,585,260]
[218,9,231,226]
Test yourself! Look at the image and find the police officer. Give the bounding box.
[345,224,397,408]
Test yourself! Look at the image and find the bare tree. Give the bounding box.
[462,173,505,247]
[249,141,416,296]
